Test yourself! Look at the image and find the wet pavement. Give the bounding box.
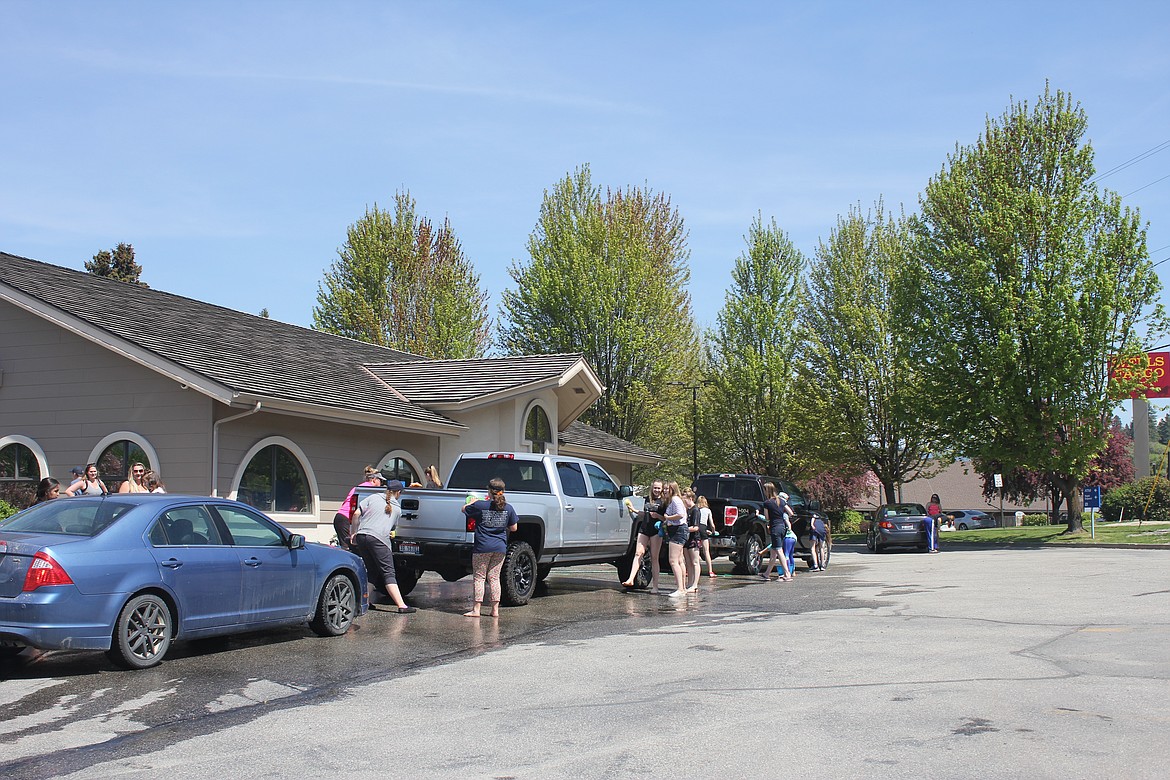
[0,556,869,778]
[6,545,1169,779]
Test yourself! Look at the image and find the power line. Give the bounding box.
[1091,138,1170,184]
[1124,173,1170,198]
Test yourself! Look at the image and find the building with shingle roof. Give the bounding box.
[0,252,660,541]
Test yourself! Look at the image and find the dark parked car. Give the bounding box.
[692,473,823,574]
[0,494,367,669]
[866,503,929,552]
[946,509,996,530]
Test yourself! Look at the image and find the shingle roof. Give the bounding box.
[559,420,662,461]
[365,354,588,405]
[0,252,460,429]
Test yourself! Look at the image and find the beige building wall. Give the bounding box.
[0,300,211,491]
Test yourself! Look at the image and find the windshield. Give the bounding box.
[0,498,134,536]
[885,503,927,517]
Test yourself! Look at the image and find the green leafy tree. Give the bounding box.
[86,243,146,287]
[499,165,697,460]
[912,85,1165,533]
[314,192,490,358]
[803,201,947,501]
[702,214,812,477]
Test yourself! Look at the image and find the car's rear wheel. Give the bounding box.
[958,523,969,531]
[501,541,537,606]
[734,531,764,574]
[309,573,357,637]
[108,594,172,670]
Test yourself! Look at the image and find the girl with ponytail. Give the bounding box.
[462,477,519,618]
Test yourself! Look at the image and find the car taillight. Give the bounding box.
[466,518,476,532]
[878,520,895,529]
[23,552,74,591]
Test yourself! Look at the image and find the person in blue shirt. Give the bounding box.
[462,477,519,618]
[760,482,794,582]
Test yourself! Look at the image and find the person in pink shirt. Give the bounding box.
[333,465,382,551]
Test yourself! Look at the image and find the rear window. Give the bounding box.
[0,499,133,536]
[447,457,552,494]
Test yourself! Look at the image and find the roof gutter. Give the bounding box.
[212,402,262,496]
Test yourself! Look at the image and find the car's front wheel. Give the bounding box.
[309,573,357,637]
[958,523,969,531]
[108,593,172,670]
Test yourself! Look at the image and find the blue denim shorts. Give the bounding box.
[770,530,785,550]
[666,523,689,546]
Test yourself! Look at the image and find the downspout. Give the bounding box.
[211,402,262,497]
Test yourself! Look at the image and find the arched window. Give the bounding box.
[97,440,151,489]
[0,440,41,507]
[90,432,160,491]
[524,403,553,454]
[238,444,312,514]
[378,450,422,486]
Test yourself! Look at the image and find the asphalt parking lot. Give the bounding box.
[4,545,1169,779]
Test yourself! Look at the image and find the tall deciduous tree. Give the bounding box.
[87,243,146,286]
[703,214,812,477]
[912,85,1165,532]
[803,201,947,502]
[314,192,490,358]
[499,165,697,457]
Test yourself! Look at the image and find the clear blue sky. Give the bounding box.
[4,1,1170,346]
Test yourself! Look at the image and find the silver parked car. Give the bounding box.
[947,509,997,530]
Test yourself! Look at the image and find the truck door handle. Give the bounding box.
[565,504,574,512]
[402,512,418,520]
[598,506,607,512]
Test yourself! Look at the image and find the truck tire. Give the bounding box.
[733,531,764,575]
[396,566,422,595]
[500,541,538,606]
[615,552,651,590]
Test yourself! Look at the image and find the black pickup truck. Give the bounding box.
[692,473,823,574]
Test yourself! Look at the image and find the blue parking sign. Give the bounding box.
[1083,485,1101,509]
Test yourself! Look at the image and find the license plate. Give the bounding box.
[397,541,421,556]
[900,524,917,531]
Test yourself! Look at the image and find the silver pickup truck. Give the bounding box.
[354,452,638,606]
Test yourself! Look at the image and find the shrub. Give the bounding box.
[831,509,863,534]
[1022,513,1049,526]
[0,499,16,521]
[1101,477,1170,523]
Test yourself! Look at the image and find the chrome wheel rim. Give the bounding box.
[323,577,355,632]
[126,600,168,661]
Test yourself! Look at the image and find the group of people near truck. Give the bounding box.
[342,465,831,619]
[619,477,829,598]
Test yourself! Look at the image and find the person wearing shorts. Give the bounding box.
[809,516,828,571]
[622,480,666,593]
[682,488,702,592]
[760,482,793,582]
[662,481,689,598]
[352,478,416,613]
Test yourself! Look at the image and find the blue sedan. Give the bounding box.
[0,494,367,669]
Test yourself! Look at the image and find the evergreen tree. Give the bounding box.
[86,243,146,287]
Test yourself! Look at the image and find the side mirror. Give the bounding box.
[619,485,634,498]
[287,533,306,550]
[808,500,821,512]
